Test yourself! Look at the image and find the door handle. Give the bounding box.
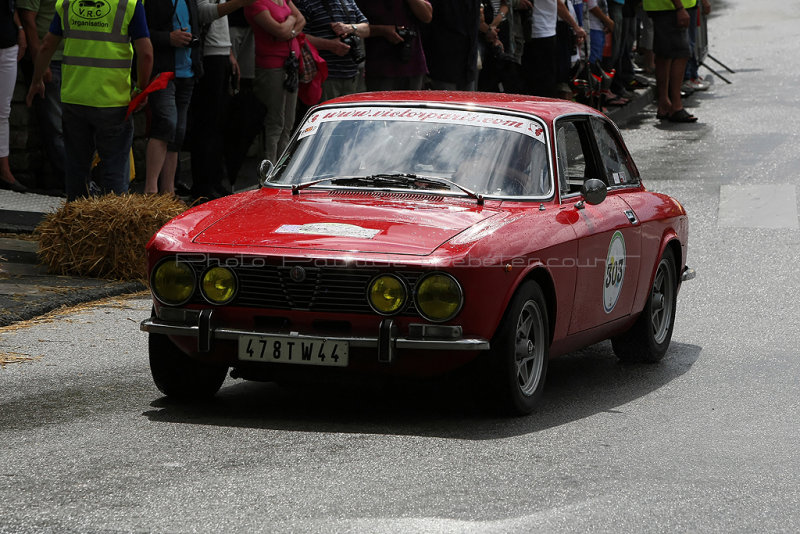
[624,209,638,225]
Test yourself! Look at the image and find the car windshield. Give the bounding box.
[268,106,552,198]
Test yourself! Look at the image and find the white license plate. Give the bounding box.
[238,335,349,367]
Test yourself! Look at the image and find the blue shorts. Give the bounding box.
[147,76,195,151]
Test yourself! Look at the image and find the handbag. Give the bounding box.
[297,34,318,84]
[296,33,329,106]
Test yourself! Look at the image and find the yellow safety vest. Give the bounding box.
[56,0,137,107]
[643,0,697,10]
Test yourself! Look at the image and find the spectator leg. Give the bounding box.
[145,139,168,195]
[62,103,97,201]
[224,78,266,184]
[254,67,292,164]
[669,57,689,112]
[160,77,194,194]
[684,6,699,80]
[93,107,134,196]
[190,55,231,196]
[523,36,557,97]
[160,152,178,194]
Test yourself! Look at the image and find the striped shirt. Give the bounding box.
[295,0,367,79]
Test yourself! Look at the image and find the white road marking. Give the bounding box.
[717,184,799,229]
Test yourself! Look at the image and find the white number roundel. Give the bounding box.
[603,231,626,313]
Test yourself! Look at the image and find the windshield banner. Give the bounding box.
[298,106,546,143]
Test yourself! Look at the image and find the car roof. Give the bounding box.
[321,91,606,123]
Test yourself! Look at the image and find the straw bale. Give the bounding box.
[34,194,187,281]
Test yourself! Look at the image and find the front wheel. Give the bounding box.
[149,333,228,400]
[489,280,550,415]
[612,247,678,363]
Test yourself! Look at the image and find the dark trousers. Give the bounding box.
[224,78,267,184]
[62,103,132,201]
[610,2,636,93]
[20,58,66,191]
[555,21,576,85]
[189,55,231,194]
[522,35,557,97]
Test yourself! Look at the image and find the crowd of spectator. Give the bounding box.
[0,0,712,200]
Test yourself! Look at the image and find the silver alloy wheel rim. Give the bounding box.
[515,300,545,396]
[650,259,675,344]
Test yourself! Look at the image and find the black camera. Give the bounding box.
[340,34,366,65]
[283,51,299,93]
[187,35,201,48]
[396,26,417,63]
[490,41,504,59]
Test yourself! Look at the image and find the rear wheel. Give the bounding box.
[612,247,678,363]
[489,280,550,415]
[149,333,228,400]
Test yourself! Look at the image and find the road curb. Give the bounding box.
[607,87,654,126]
[0,280,147,327]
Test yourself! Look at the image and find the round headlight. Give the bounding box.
[152,258,195,306]
[368,274,407,315]
[201,266,237,304]
[415,273,463,322]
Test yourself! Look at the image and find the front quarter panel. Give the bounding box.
[439,202,580,342]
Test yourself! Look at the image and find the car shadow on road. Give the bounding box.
[142,340,701,440]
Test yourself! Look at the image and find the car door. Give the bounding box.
[554,115,642,334]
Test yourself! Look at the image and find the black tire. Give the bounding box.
[612,247,678,363]
[489,280,550,415]
[149,332,228,400]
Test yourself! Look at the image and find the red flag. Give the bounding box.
[126,72,176,120]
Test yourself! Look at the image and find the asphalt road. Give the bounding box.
[1,0,799,532]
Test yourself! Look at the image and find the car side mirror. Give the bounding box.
[258,160,275,187]
[580,178,607,205]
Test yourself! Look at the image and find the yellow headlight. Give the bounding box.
[152,259,195,305]
[368,275,407,315]
[201,266,237,304]
[415,273,463,322]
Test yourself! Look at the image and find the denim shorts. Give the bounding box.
[148,76,195,151]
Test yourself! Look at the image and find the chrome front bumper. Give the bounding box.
[140,308,490,363]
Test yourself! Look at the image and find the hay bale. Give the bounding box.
[35,194,187,281]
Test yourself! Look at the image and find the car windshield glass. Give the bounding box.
[269,106,552,198]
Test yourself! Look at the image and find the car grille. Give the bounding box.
[195,264,423,316]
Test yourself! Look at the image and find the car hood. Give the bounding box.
[192,191,502,256]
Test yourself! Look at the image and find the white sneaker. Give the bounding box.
[689,77,711,91]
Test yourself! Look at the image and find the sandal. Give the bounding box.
[656,111,669,120]
[668,109,698,123]
[606,96,630,106]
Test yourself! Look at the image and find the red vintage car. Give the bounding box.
[141,91,694,415]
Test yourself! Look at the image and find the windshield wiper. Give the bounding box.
[289,177,334,194]
[332,173,484,205]
[287,174,420,194]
